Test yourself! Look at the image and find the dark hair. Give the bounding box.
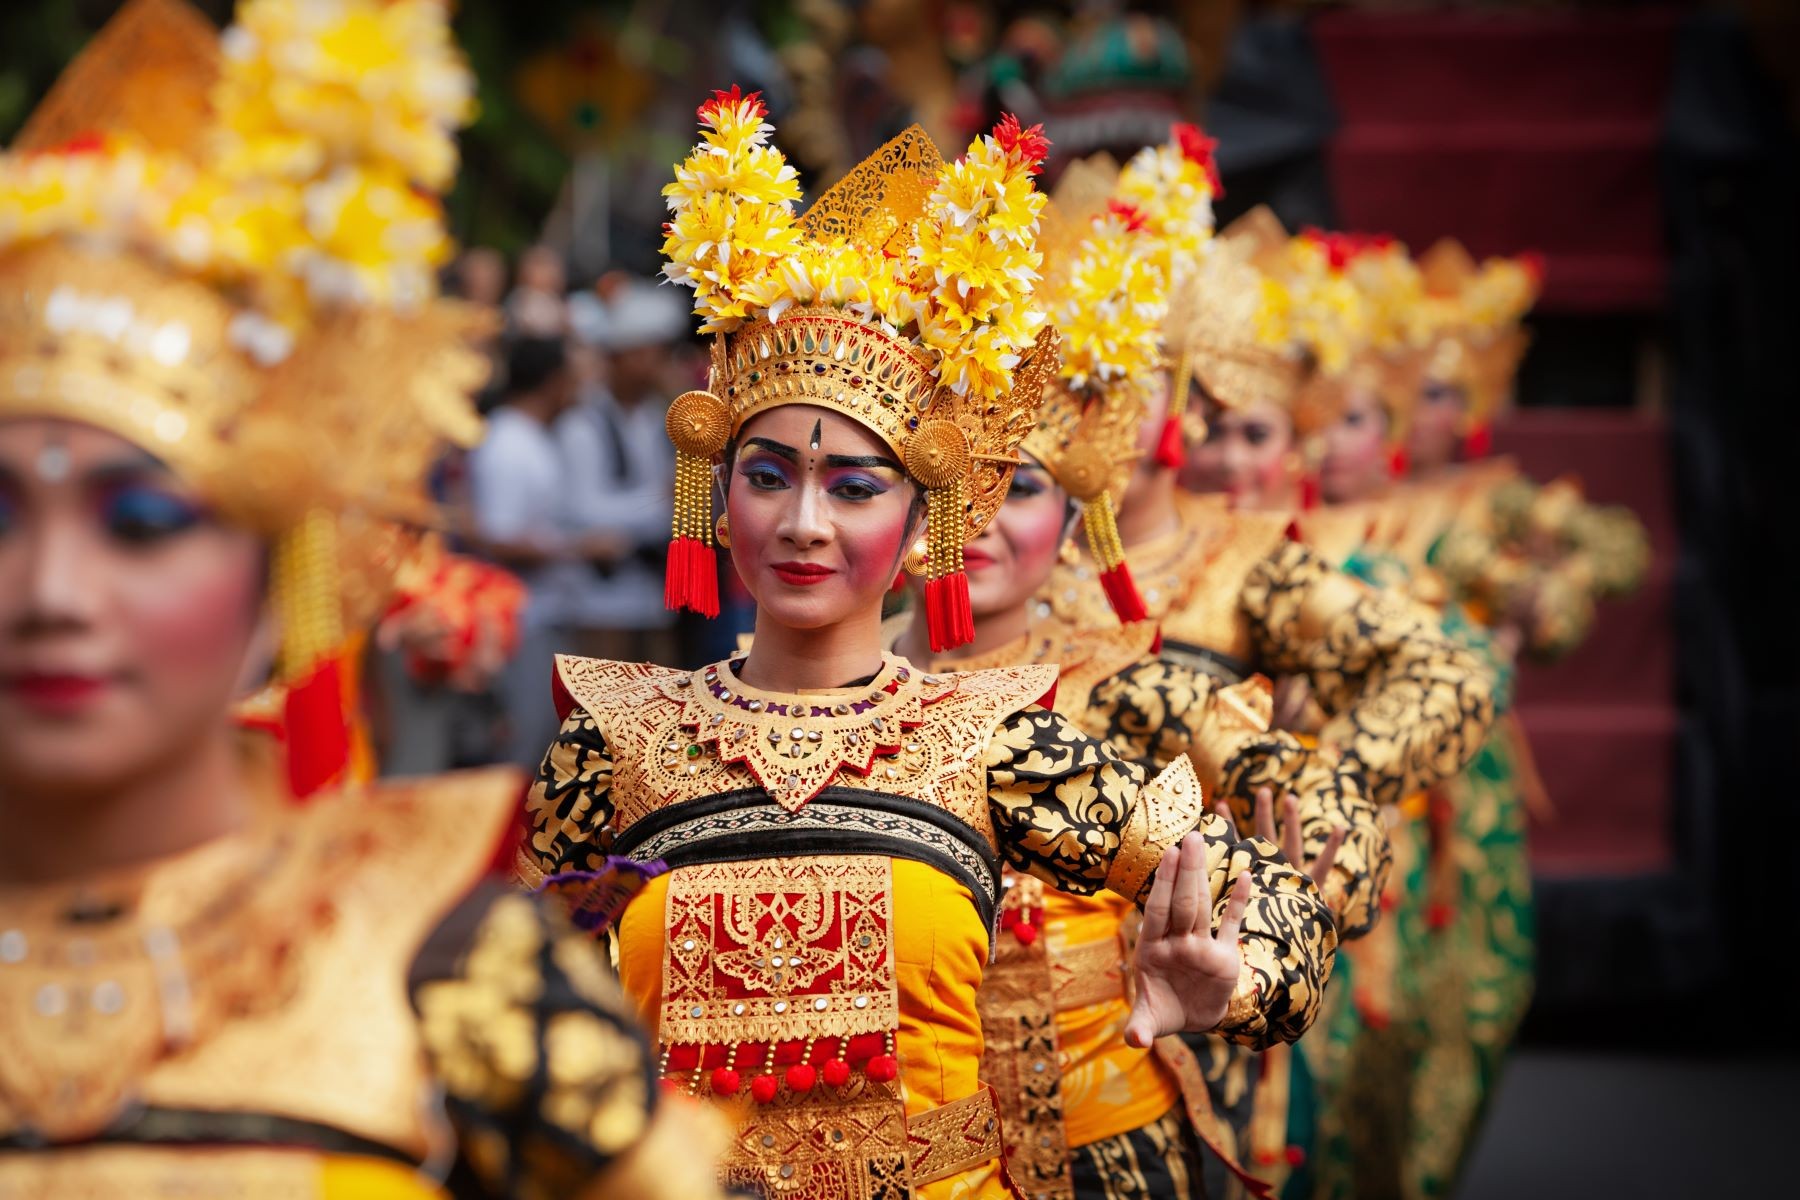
[505,336,568,397]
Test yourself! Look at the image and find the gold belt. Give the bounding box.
[726,1080,1004,1196]
[1050,936,1129,1012]
[907,1085,1005,1186]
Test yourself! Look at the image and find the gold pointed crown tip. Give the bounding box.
[11,0,220,158]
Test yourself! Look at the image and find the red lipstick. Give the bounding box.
[770,561,835,587]
[3,672,111,714]
[962,548,997,570]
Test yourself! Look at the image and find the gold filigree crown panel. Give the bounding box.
[797,124,942,254]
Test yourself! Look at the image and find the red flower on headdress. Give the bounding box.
[698,85,766,124]
[993,113,1051,174]
[1302,226,1355,273]
[1106,200,1149,233]
[1173,122,1223,196]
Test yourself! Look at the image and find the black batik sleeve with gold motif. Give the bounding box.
[1083,658,1389,940]
[1242,540,1498,808]
[982,705,1337,1049]
[409,884,734,1200]
[518,710,617,887]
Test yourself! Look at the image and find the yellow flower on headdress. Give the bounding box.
[1054,202,1166,392]
[216,0,475,191]
[1116,122,1219,281]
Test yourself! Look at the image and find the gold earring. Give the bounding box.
[714,514,731,549]
[902,539,929,576]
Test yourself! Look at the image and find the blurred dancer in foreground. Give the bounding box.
[0,2,725,1196]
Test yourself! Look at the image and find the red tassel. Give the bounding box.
[1099,561,1148,623]
[1388,444,1409,479]
[1150,628,1164,656]
[925,572,974,652]
[664,536,719,618]
[1152,414,1185,470]
[1462,424,1492,460]
[283,657,350,800]
[1299,472,1321,511]
[1283,518,1303,543]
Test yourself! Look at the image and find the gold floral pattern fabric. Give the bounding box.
[1241,540,1498,809]
[1082,657,1389,938]
[412,886,669,1200]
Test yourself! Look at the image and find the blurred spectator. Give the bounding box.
[558,275,685,665]
[468,336,621,765]
[450,245,511,412]
[507,243,570,338]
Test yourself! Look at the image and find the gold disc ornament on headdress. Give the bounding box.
[0,0,487,795]
[659,93,1059,650]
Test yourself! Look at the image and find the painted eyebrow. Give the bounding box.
[823,454,903,472]
[742,437,799,462]
[85,455,174,487]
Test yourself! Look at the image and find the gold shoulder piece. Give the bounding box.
[555,654,684,729]
[13,0,220,159]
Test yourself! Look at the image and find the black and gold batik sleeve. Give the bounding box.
[1242,540,1498,808]
[981,705,1337,1049]
[1085,657,1389,939]
[410,885,734,1200]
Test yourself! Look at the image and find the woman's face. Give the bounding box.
[1184,395,1296,506]
[726,406,918,632]
[964,457,1071,619]
[0,419,266,797]
[1319,384,1391,504]
[1408,379,1465,472]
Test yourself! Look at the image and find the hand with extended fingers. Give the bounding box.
[1123,831,1252,1048]
[1214,788,1346,888]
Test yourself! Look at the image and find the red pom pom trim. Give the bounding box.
[750,1074,780,1103]
[785,1064,817,1093]
[822,1059,852,1088]
[864,1054,899,1083]
[710,1067,741,1096]
[1012,923,1039,946]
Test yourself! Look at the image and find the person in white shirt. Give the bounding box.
[469,336,626,764]
[558,276,686,666]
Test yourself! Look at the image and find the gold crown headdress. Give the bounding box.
[0,0,485,795]
[1114,122,1222,468]
[659,95,1058,652]
[1416,238,1542,449]
[1021,155,1169,622]
[1176,206,1309,430]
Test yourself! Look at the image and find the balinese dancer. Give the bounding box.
[1041,130,1499,1191]
[517,98,1338,1198]
[886,158,1387,1200]
[0,1,724,1197]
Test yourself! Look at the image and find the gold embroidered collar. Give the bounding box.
[665,654,959,811]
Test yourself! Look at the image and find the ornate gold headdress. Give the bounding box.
[1177,207,1307,424]
[659,94,1059,651]
[1021,155,1170,622]
[0,0,486,795]
[1114,122,1221,467]
[1416,238,1542,452]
